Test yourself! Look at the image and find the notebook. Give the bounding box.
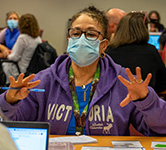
[148,32,161,50]
[1,121,50,150]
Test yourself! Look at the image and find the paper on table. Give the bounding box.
[151,141,166,149]
[81,146,112,150]
[49,135,97,144]
[81,147,145,150]
[48,142,73,150]
[111,141,143,148]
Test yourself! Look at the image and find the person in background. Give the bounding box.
[0,123,18,150]
[2,14,42,84]
[0,6,166,136]
[0,11,20,58]
[106,8,126,42]
[105,11,166,93]
[148,10,165,32]
[159,29,166,50]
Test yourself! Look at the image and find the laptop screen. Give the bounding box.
[148,32,161,50]
[1,121,50,150]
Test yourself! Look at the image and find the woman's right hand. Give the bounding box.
[5,73,40,104]
[3,49,11,59]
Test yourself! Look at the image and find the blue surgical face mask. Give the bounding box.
[7,20,18,30]
[67,34,104,67]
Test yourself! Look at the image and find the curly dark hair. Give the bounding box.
[18,14,40,38]
[69,5,108,39]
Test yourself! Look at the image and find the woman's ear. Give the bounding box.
[101,39,109,52]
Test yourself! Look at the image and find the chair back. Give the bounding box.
[25,41,58,76]
[0,59,20,86]
[0,41,58,87]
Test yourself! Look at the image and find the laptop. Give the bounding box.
[1,121,50,150]
[148,32,161,50]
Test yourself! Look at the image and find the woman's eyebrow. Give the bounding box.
[9,17,18,19]
[72,27,97,30]
[86,27,97,30]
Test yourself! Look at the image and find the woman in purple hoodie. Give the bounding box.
[0,6,166,136]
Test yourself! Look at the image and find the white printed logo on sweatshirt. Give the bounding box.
[47,103,114,135]
[89,105,114,135]
[47,103,72,121]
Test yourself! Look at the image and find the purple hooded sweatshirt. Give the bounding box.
[0,54,166,136]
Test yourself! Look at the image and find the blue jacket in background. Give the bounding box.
[5,28,20,49]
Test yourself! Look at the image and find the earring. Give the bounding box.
[65,52,69,56]
[100,52,106,59]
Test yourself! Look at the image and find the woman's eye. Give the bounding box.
[8,17,18,20]
[72,32,80,37]
[87,32,97,37]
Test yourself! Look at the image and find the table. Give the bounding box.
[49,135,166,150]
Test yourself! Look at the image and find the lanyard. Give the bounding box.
[68,65,100,135]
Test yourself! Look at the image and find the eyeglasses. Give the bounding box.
[68,28,104,41]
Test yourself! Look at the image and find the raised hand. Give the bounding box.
[118,67,152,107]
[5,73,40,104]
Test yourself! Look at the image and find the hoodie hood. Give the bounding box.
[47,54,125,95]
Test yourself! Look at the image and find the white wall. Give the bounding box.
[0,0,166,55]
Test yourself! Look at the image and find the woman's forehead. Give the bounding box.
[9,13,18,19]
[151,13,158,18]
[72,14,102,31]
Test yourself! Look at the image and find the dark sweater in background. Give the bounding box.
[106,43,166,93]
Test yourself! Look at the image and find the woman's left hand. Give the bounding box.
[118,67,152,107]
